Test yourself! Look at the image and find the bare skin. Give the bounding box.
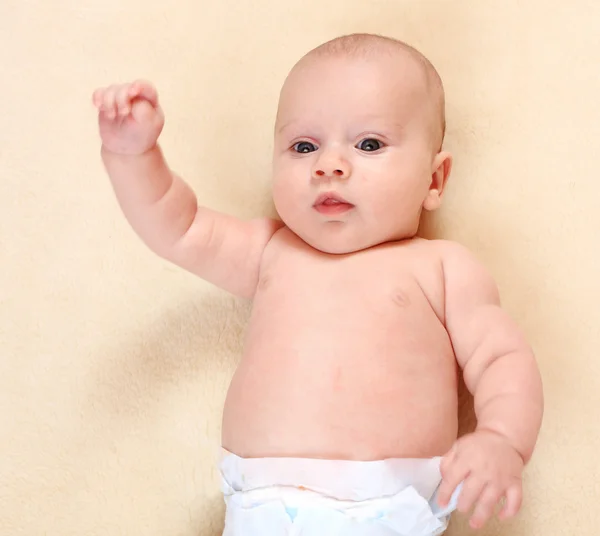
[223,230,459,461]
[92,34,542,531]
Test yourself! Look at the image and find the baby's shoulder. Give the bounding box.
[424,239,499,294]
[421,238,477,261]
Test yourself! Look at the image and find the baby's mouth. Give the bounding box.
[313,192,354,215]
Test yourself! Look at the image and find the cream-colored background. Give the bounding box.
[1,1,598,535]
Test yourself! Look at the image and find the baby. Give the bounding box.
[93,34,543,535]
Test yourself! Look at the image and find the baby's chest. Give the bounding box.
[257,246,445,320]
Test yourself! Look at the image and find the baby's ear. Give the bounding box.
[423,151,453,211]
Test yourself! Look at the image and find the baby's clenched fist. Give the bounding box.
[92,80,164,155]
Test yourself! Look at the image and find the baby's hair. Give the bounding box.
[305,33,446,150]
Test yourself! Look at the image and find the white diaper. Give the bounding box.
[219,449,460,535]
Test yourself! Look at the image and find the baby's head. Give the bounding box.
[271,33,452,254]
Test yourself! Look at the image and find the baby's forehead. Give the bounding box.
[277,53,432,121]
[277,38,445,147]
[293,47,425,83]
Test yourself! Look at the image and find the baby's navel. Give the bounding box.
[332,366,343,391]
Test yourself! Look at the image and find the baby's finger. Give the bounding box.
[101,85,119,119]
[129,79,159,107]
[469,485,502,530]
[456,477,485,514]
[439,447,456,476]
[115,84,133,116]
[92,88,105,108]
[498,483,522,520]
[437,459,469,507]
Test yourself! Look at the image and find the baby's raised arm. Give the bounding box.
[93,81,282,298]
[436,241,543,529]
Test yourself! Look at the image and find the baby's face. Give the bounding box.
[272,52,450,254]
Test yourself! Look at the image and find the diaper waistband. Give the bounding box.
[219,448,445,503]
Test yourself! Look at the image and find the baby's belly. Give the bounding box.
[222,312,458,461]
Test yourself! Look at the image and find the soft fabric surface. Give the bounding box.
[1,1,598,535]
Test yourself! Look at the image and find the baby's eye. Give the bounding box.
[292,141,318,153]
[356,138,384,152]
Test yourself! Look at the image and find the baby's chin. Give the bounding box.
[290,224,402,255]
[306,240,367,255]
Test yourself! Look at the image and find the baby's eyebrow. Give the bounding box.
[275,118,405,137]
[276,120,299,135]
[354,115,406,129]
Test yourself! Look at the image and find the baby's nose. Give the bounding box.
[312,155,351,179]
[315,168,345,177]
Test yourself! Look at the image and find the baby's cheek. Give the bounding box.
[272,176,304,221]
[373,189,404,219]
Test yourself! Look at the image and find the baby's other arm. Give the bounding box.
[93,81,282,298]
[435,241,543,528]
[440,241,543,461]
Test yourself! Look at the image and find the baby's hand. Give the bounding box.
[92,80,164,155]
[437,430,524,529]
